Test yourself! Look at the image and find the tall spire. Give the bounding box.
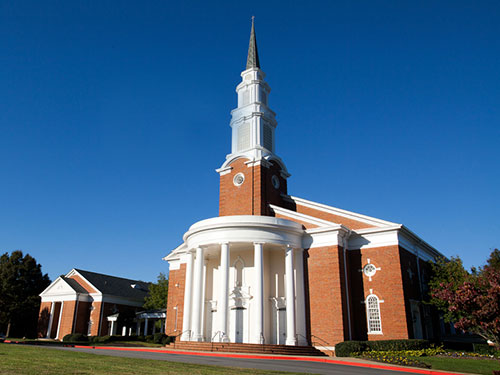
[246,16,260,69]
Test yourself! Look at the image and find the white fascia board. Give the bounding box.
[91,294,145,307]
[39,276,65,297]
[398,226,445,262]
[40,293,78,303]
[348,228,400,250]
[65,269,102,295]
[348,225,444,262]
[304,225,349,249]
[290,196,398,228]
[163,243,187,261]
[269,204,337,228]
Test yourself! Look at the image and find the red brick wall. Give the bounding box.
[69,275,97,293]
[57,300,76,339]
[73,301,91,334]
[219,158,292,216]
[348,245,409,341]
[37,302,52,338]
[306,245,347,346]
[89,302,102,336]
[295,204,375,230]
[165,264,186,335]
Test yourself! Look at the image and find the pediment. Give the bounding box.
[40,277,78,297]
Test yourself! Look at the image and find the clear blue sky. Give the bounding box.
[1,1,499,282]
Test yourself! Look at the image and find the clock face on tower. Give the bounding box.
[271,175,280,189]
[233,173,245,186]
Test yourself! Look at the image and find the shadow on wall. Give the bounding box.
[37,307,51,338]
[348,250,368,341]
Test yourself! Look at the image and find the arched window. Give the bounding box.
[366,294,382,334]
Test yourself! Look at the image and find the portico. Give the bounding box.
[176,215,308,345]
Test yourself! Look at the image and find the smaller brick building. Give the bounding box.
[38,269,149,340]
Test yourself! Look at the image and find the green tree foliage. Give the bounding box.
[143,273,168,310]
[429,249,500,348]
[0,251,50,338]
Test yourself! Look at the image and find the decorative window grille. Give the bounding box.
[263,124,273,151]
[366,294,382,334]
[238,123,251,151]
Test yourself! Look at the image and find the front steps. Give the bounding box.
[167,341,327,356]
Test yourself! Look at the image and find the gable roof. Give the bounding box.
[71,269,150,301]
[63,276,89,294]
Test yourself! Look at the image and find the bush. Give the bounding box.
[335,339,430,357]
[335,341,368,357]
[367,339,430,352]
[145,335,154,343]
[62,333,89,342]
[153,333,167,344]
[161,335,175,346]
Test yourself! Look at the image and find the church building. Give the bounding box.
[164,21,444,352]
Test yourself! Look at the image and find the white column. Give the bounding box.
[295,249,307,345]
[253,242,264,344]
[191,247,205,341]
[46,302,55,338]
[219,242,230,342]
[181,251,194,341]
[144,318,148,336]
[110,320,115,336]
[285,246,297,345]
[55,302,64,340]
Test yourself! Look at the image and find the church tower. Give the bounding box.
[217,19,291,216]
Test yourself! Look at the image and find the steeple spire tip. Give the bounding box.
[246,16,260,70]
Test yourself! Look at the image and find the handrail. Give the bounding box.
[296,333,310,346]
[170,329,191,347]
[310,334,334,356]
[211,331,223,342]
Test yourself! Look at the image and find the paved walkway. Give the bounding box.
[47,345,469,375]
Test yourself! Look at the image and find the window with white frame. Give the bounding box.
[366,294,382,334]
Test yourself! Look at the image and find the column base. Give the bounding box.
[221,334,230,343]
[286,338,297,346]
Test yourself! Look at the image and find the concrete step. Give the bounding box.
[167,341,327,357]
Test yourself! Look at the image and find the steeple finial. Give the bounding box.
[246,16,260,69]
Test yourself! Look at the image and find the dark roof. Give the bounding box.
[246,17,260,69]
[74,269,150,301]
[63,276,89,294]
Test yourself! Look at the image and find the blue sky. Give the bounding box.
[1,1,498,282]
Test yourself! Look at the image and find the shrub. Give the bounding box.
[62,333,89,342]
[335,339,430,357]
[367,339,430,352]
[161,335,174,346]
[335,341,368,357]
[153,333,167,344]
[145,335,154,343]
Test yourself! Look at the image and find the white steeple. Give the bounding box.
[219,19,288,175]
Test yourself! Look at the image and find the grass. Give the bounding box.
[0,344,305,375]
[413,356,500,375]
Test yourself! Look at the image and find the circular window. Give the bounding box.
[233,173,245,186]
[271,175,280,189]
[363,263,377,277]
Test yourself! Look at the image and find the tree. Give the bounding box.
[143,272,168,310]
[429,249,500,348]
[0,251,50,338]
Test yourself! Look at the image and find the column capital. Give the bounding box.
[219,241,230,246]
[253,241,265,246]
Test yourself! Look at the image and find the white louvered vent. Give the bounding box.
[238,123,251,151]
[263,124,273,151]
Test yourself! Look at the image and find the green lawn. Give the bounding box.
[0,344,305,375]
[411,356,499,375]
